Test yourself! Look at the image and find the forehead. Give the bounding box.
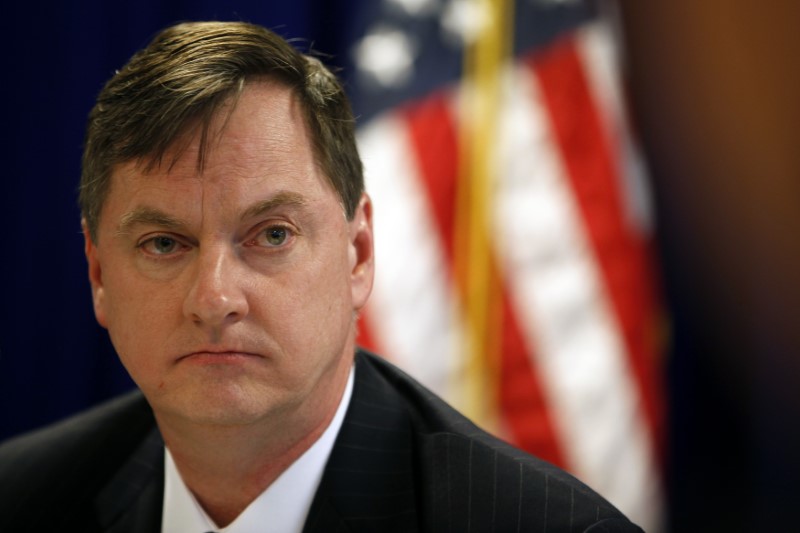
[100,81,339,229]
[184,80,311,172]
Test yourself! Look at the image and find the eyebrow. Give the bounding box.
[239,191,309,221]
[116,207,186,236]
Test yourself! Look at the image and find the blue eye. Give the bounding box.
[250,225,294,249]
[139,235,181,255]
[264,227,287,246]
[153,237,178,253]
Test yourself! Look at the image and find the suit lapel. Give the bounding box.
[304,353,420,533]
[95,427,164,533]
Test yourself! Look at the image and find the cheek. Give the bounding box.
[268,248,353,339]
[102,271,180,355]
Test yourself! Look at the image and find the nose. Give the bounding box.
[183,244,249,331]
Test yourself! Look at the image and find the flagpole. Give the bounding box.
[454,0,514,430]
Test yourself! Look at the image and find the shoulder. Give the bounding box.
[0,390,156,527]
[355,350,643,532]
[0,390,153,473]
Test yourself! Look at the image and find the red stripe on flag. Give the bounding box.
[499,292,566,466]
[400,92,459,262]
[528,36,664,457]
[400,91,566,467]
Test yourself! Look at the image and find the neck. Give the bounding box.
[169,426,325,527]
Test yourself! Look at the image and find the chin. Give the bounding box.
[158,383,281,428]
[190,409,267,427]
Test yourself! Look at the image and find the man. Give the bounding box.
[0,21,642,532]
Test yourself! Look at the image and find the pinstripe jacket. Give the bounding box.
[0,350,642,532]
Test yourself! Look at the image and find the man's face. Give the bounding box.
[84,81,373,433]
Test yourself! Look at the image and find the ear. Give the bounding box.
[348,193,375,311]
[82,219,109,329]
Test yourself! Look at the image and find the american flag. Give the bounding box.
[345,0,665,529]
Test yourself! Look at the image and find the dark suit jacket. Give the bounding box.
[0,350,642,532]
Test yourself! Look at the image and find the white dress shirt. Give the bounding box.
[161,366,355,533]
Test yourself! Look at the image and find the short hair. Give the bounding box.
[79,21,363,241]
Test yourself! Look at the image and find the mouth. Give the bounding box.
[177,350,263,364]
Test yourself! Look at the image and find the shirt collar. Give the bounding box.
[161,365,355,533]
